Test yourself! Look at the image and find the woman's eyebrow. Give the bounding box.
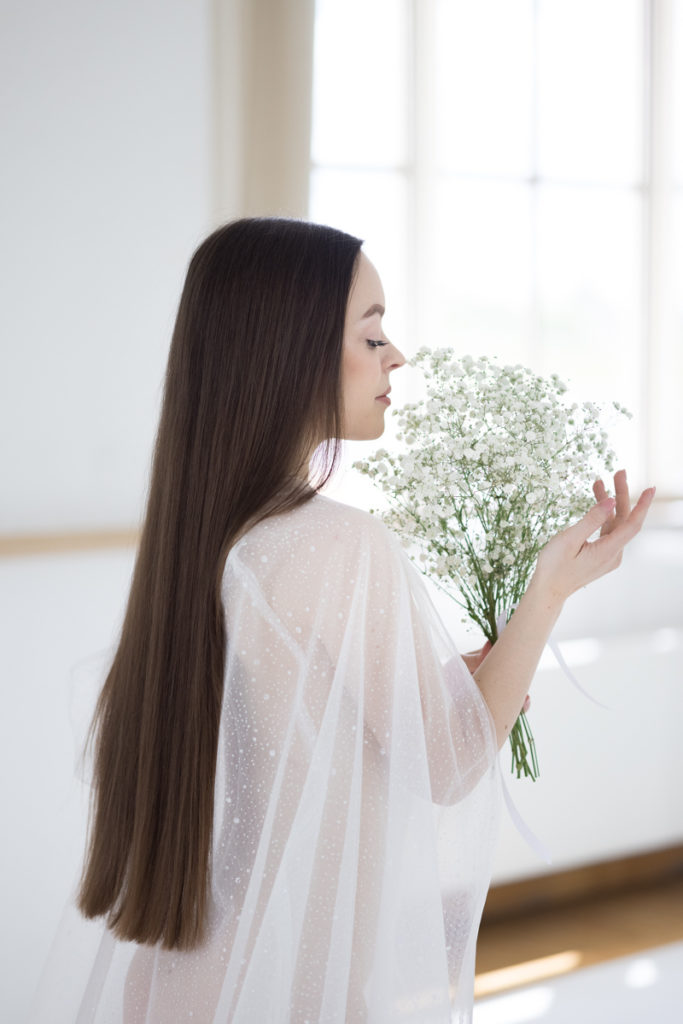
[361,303,385,318]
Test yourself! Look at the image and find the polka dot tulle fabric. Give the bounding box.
[31,496,500,1023]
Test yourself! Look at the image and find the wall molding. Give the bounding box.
[0,529,139,559]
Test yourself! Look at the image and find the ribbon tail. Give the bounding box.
[547,636,609,710]
[499,758,553,864]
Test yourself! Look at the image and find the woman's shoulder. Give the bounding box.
[229,494,398,577]
[223,494,414,633]
[301,493,393,539]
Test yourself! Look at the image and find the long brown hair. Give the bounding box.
[78,218,363,950]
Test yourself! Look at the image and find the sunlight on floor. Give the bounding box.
[474,950,583,997]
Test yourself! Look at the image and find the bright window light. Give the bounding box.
[311,0,683,498]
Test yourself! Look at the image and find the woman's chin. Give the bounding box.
[348,426,385,442]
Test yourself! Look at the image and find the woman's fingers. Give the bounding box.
[462,640,492,674]
[593,478,608,503]
[593,479,609,536]
[613,469,631,523]
[535,483,655,598]
[593,470,630,537]
[611,485,656,544]
[565,497,616,551]
[604,484,654,542]
[581,485,655,571]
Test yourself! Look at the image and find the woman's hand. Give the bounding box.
[474,470,653,749]
[530,470,655,605]
[461,641,491,675]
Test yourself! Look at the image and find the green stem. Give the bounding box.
[508,710,539,781]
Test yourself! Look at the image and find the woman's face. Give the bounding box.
[341,253,405,440]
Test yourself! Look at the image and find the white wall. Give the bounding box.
[0,0,213,533]
[488,536,683,881]
[0,2,214,1019]
[1,548,136,1022]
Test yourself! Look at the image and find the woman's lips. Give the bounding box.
[376,388,391,406]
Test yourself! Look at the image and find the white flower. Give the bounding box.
[357,346,626,657]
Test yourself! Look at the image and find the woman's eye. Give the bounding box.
[366,339,388,349]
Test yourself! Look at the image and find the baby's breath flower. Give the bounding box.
[354,348,630,781]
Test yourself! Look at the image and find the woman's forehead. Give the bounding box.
[347,253,386,323]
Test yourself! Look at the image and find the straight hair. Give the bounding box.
[77,218,363,950]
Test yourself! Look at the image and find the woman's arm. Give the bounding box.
[473,470,655,749]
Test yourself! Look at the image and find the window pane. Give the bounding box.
[651,192,683,494]
[311,0,409,168]
[309,167,410,346]
[435,0,534,177]
[430,180,534,363]
[536,185,643,480]
[309,166,412,509]
[537,0,643,183]
[673,0,683,185]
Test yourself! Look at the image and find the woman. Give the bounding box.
[32,218,653,1023]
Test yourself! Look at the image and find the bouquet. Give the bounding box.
[355,348,630,780]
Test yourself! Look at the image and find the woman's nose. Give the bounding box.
[388,343,406,370]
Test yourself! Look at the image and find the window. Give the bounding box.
[310,0,683,499]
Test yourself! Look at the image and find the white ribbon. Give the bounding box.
[495,610,510,641]
[494,609,607,863]
[497,609,608,708]
[499,770,552,864]
[546,636,609,709]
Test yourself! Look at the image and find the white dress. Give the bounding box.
[30,494,501,1023]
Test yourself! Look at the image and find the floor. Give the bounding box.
[473,877,683,1022]
[473,942,683,1024]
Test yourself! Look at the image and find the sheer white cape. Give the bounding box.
[31,495,501,1023]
